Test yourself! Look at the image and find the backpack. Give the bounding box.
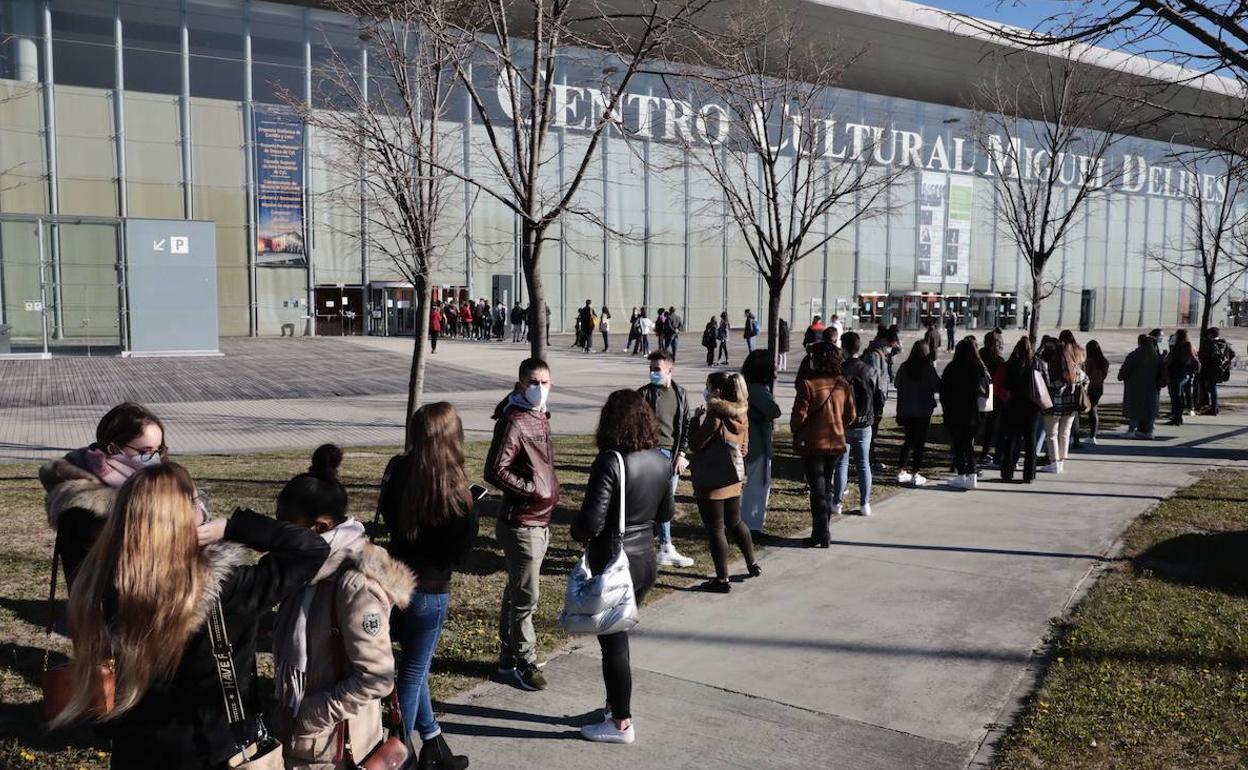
[1212,340,1234,382]
[702,325,716,347]
[745,318,759,338]
[844,364,874,429]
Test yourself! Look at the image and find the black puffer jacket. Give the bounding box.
[571,448,675,574]
[103,509,328,770]
[39,449,117,589]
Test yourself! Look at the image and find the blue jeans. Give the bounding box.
[746,336,756,352]
[393,590,449,740]
[670,335,680,359]
[656,449,678,544]
[834,426,872,507]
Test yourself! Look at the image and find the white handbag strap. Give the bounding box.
[610,450,626,536]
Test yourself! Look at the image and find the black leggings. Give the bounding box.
[802,455,838,542]
[716,340,728,362]
[696,496,755,580]
[897,416,930,473]
[429,331,439,352]
[595,549,655,721]
[1000,408,1038,482]
[947,419,978,475]
[705,345,715,365]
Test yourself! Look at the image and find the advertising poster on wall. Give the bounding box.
[917,171,947,282]
[254,104,307,266]
[944,175,973,284]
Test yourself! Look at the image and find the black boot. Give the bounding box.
[419,734,469,770]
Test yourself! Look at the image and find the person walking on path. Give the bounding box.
[271,445,433,770]
[634,309,654,356]
[924,321,942,360]
[940,338,989,489]
[52,465,329,768]
[1119,333,1163,439]
[777,318,790,371]
[485,358,558,692]
[377,405,480,769]
[839,332,883,515]
[1197,327,1235,415]
[1165,329,1199,426]
[743,310,760,353]
[627,307,640,353]
[1039,338,1088,473]
[638,351,696,569]
[702,317,718,366]
[688,372,760,592]
[894,340,939,487]
[999,337,1041,483]
[573,390,676,745]
[599,307,612,352]
[511,302,526,343]
[666,307,684,361]
[740,350,781,535]
[977,331,1005,466]
[802,315,825,352]
[1083,340,1109,445]
[943,308,957,350]
[716,312,731,365]
[430,304,444,353]
[40,402,170,591]
[828,314,844,346]
[790,342,855,547]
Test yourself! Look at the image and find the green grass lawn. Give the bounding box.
[0,399,1138,769]
[994,467,1248,770]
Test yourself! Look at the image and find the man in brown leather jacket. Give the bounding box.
[485,357,559,691]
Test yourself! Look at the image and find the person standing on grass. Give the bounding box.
[1119,334,1162,440]
[271,445,437,770]
[894,340,939,487]
[688,371,760,592]
[573,390,675,745]
[941,338,990,490]
[790,342,855,547]
[638,350,697,569]
[777,318,791,371]
[1166,329,1199,426]
[52,465,329,768]
[999,337,1041,483]
[839,332,883,515]
[702,317,718,365]
[377,405,478,769]
[40,402,169,590]
[1084,340,1109,445]
[485,358,558,692]
[600,306,612,352]
[1197,327,1235,415]
[740,350,782,536]
[716,312,731,365]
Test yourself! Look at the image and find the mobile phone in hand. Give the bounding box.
[470,484,489,500]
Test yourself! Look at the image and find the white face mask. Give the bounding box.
[525,383,550,411]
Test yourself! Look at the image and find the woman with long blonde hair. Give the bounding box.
[376,403,478,770]
[55,463,328,769]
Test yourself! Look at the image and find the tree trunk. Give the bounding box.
[1200,276,1214,340]
[1028,268,1042,344]
[405,272,430,451]
[765,283,782,365]
[520,220,547,360]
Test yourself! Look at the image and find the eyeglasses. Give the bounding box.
[125,443,168,462]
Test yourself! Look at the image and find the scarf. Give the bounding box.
[507,390,547,414]
[78,445,147,488]
[273,517,367,716]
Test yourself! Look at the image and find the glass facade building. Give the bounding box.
[1,0,1245,354]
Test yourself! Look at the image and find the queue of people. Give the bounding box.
[35,319,1240,763]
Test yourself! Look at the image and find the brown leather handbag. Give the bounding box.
[41,545,115,724]
[331,584,415,769]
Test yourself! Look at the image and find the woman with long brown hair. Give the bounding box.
[572,389,675,744]
[999,336,1041,483]
[54,463,328,769]
[376,403,478,770]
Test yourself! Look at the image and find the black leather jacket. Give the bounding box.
[572,448,675,573]
[638,381,690,459]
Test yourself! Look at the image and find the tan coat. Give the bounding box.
[689,398,750,500]
[276,543,416,770]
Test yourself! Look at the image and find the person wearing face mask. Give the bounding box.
[485,357,559,692]
[637,350,696,569]
[39,402,169,589]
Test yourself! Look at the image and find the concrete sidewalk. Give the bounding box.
[438,414,1248,769]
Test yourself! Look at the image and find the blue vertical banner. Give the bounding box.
[254,104,307,266]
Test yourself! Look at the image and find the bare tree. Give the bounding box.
[1147,149,1248,337]
[972,53,1139,340]
[671,4,900,358]
[293,0,465,436]
[419,0,708,358]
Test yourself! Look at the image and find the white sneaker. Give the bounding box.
[832,503,843,516]
[946,474,967,489]
[859,503,872,516]
[911,473,928,487]
[581,718,635,744]
[897,470,913,484]
[657,544,694,568]
[1087,437,1097,446]
[1056,461,1065,473]
[1039,463,1059,473]
[966,473,978,490]
[1188,409,1196,417]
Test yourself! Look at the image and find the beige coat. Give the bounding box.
[276,543,416,770]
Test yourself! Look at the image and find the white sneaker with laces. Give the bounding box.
[832,503,843,516]
[657,544,694,568]
[911,473,928,487]
[581,718,635,744]
[859,503,872,516]
[966,473,978,490]
[897,470,913,484]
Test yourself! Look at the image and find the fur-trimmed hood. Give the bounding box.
[706,397,748,431]
[188,541,252,633]
[40,454,118,529]
[345,542,416,610]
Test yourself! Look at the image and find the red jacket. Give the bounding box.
[430,309,443,333]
